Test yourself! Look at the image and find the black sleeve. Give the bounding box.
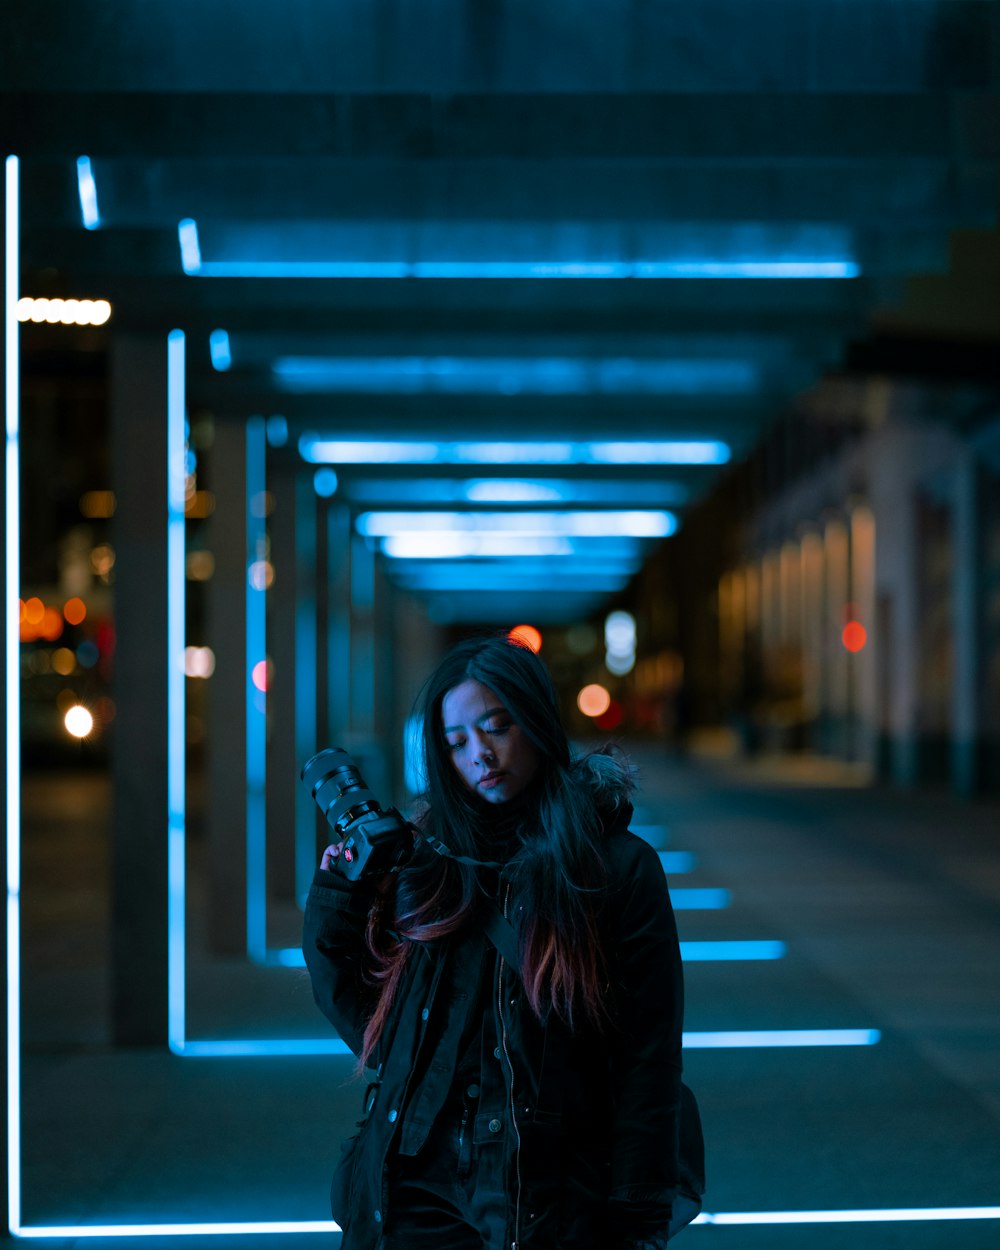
[301,868,380,1058]
[606,836,684,1245]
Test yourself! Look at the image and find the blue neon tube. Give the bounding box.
[5,150,23,1237]
[166,331,187,1053]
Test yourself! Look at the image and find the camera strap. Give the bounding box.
[413,830,519,969]
[417,829,502,873]
[480,901,520,970]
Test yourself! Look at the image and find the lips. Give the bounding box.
[479,771,506,790]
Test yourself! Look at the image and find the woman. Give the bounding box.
[303,635,703,1249]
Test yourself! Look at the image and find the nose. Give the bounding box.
[472,734,497,765]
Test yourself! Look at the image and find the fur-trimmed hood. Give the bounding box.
[570,745,638,823]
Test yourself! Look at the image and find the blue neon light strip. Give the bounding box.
[166,331,187,1054]
[267,942,785,968]
[175,1021,871,1054]
[179,1038,353,1057]
[670,888,731,910]
[274,355,757,395]
[299,437,730,467]
[13,1208,1000,1237]
[209,328,231,372]
[75,156,100,230]
[13,1220,340,1238]
[179,249,858,283]
[246,417,267,962]
[684,1029,880,1048]
[680,941,786,961]
[657,851,694,873]
[358,510,675,539]
[696,1207,1000,1225]
[178,218,202,274]
[5,151,23,1236]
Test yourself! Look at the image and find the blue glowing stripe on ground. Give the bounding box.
[12,1209,1000,1237]
[657,851,695,873]
[6,154,23,1234]
[696,1207,1000,1225]
[166,332,187,1053]
[12,1221,341,1237]
[681,941,786,961]
[684,1029,881,1048]
[75,156,100,230]
[179,1038,353,1056]
[670,888,731,910]
[177,1031,878,1057]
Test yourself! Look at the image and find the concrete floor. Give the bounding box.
[8,747,1000,1249]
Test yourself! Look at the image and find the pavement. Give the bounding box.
[7,745,1000,1249]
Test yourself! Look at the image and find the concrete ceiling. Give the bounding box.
[4,0,1000,624]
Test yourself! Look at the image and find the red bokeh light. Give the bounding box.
[842,621,867,652]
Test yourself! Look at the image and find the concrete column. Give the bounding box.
[800,530,824,725]
[350,532,376,737]
[823,517,849,756]
[951,447,981,795]
[265,465,297,902]
[206,417,248,955]
[872,428,920,785]
[851,504,877,770]
[326,504,352,746]
[110,334,169,1043]
[294,474,318,902]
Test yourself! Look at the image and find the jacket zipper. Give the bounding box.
[498,882,522,1250]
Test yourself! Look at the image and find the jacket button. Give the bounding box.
[387,1109,398,1123]
[421,1007,429,1021]
[466,1083,480,1099]
[488,1118,502,1133]
[493,1046,502,1059]
[373,1210,382,1223]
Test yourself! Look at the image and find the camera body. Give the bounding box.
[301,747,415,882]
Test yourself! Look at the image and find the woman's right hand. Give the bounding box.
[320,843,344,872]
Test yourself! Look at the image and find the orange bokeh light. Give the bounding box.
[508,624,542,653]
[63,597,87,625]
[24,597,45,626]
[842,621,867,652]
[577,683,612,718]
[39,607,64,641]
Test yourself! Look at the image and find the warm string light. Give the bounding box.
[16,297,111,326]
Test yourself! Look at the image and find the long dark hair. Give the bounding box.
[360,635,614,1066]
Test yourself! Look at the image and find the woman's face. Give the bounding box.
[441,678,542,805]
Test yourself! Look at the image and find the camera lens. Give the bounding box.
[302,748,382,833]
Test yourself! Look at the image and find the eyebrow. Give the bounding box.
[443,706,508,734]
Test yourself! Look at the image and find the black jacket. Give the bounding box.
[303,771,701,1249]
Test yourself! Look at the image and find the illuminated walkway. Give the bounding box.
[13,749,1000,1247]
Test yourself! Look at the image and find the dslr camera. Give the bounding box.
[301,747,416,882]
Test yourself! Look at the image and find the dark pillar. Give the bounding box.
[206,416,248,955]
[265,465,298,904]
[111,334,169,1043]
[952,447,982,795]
